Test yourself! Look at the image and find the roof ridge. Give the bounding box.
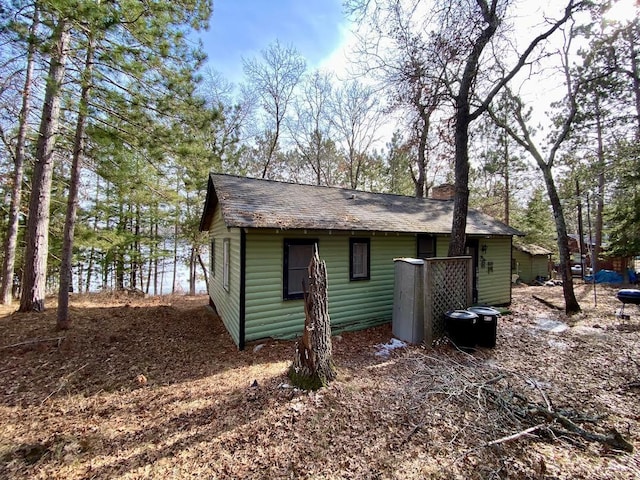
[209,172,453,203]
[202,172,524,236]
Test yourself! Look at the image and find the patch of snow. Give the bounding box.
[374,338,407,358]
[547,339,570,350]
[572,325,607,339]
[534,316,568,333]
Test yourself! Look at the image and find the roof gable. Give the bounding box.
[200,173,523,237]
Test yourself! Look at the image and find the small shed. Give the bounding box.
[512,243,552,283]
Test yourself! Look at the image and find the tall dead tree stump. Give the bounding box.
[289,246,336,390]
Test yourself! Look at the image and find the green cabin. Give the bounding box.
[199,174,522,349]
[512,243,552,284]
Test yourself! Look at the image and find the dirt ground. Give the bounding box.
[1,282,640,479]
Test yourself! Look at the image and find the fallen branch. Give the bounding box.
[621,380,640,389]
[401,351,634,455]
[41,363,88,405]
[1,337,66,350]
[487,424,546,446]
[525,378,553,412]
[531,407,634,453]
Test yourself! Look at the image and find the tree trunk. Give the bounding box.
[289,246,336,390]
[449,110,472,256]
[131,204,141,290]
[85,246,95,293]
[489,86,581,314]
[1,6,39,305]
[189,246,196,295]
[86,177,99,293]
[145,251,152,295]
[593,96,605,274]
[576,180,586,277]
[196,247,209,293]
[153,222,159,295]
[626,23,640,140]
[542,166,581,313]
[172,215,179,293]
[448,0,499,256]
[115,205,126,290]
[414,106,429,198]
[19,20,70,312]
[57,34,95,329]
[503,131,510,225]
[447,0,577,254]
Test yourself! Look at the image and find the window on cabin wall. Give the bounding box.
[210,239,216,277]
[283,239,317,300]
[350,238,370,281]
[223,238,230,292]
[417,234,436,259]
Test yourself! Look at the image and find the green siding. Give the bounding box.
[435,236,449,257]
[513,250,550,283]
[244,230,415,342]
[207,220,515,346]
[476,236,513,305]
[208,205,241,345]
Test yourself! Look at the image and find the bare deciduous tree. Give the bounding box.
[242,40,306,179]
[331,80,383,189]
[348,0,585,256]
[289,70,336,185]
[488,16,584,314]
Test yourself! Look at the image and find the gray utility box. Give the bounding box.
[392,258,425,344]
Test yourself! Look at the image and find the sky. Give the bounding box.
[198,0,350,86]
[197,0,639,89]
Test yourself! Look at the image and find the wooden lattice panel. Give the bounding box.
[424,256,473,346]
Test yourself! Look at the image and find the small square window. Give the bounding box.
[350,238,370,281]
[417,234,436,259]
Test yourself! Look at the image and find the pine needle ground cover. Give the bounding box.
[1,284,639,479]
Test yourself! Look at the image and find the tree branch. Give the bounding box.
[470,0,585,121]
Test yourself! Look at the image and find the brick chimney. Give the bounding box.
[430,183,455,200]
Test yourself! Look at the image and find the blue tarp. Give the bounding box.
[584,269,623,284]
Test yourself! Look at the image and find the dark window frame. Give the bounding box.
[283,239,318,300]
[349,237,370,281]
[417,234,436,259]
[210,239,216,277]
[222,238,230,292]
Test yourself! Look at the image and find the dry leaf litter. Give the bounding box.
[0,283,639,479]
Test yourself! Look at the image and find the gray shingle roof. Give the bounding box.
[513,243,552,256]
[200,173,523,236]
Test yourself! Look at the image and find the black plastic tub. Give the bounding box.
[467,306,500,348]
[444,310,478,349]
